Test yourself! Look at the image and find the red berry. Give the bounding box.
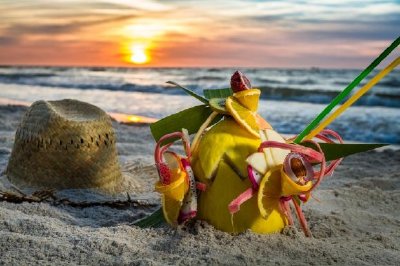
[157,163,171,184]
[230,71,251,92]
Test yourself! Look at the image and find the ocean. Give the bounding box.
[0,66,399,144]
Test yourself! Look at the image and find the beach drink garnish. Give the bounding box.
[138,38,399,235]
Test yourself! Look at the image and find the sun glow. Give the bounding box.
[128,44,149,64]
[119,21,175,65]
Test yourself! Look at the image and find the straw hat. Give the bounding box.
[5,99,139,194]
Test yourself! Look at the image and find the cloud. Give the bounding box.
[296,27,399,42]
[0,0,399,67]
[237,6,400,44]
[0,38,122,66]
[2,14,137,36]
[0,36,19,45]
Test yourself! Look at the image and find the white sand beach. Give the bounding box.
[0,104,399,265]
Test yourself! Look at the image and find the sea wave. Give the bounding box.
[254,78,283,84]
[192,76,226,81]
[334,78,400,88]
[0,67,399,108]
[0,72,56,79]
[258,87,400,108]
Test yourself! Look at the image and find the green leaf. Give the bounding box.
[203,88,233,99]
[300,142,388,161]
[150,105,222,144]
[134,207,165,228]
[166,81,209,104]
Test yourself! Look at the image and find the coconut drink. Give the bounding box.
[191,72,291,233]
[140,47,398,235]
[146,71,347,236]
[192,118,289,233]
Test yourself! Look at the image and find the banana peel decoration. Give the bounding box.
[154,131,199,226]
[147,69,390,236]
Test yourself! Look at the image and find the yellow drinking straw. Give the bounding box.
[305,56,400,140]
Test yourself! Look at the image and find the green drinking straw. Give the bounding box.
[294,36,400,144]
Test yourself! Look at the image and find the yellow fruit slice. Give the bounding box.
[155,170,189,226]
[280,168,313,197]
[155,171,188,201]
[161,195,181,226]
[257,166,282,219]
[226,97,260,138]
[255,114,272,130]
[233,89,261,112]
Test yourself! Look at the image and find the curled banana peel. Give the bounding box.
[224,88,272,138]
[256,166,313,219]
[155,169,188,201]
[154,131,197,226]
[155,169,189,226]
[280,168,313,197]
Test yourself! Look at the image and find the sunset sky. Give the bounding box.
[0,0,399,68]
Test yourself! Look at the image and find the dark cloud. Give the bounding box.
[0,13,137,51]
[0,36,19,45]
[299,12,400,26]
[0,1,138,12]
[250,13,301,23]
[250,11,400,25]
[3,14,137,36]
[225,35,285,46]
[0,38,118,66]
[293,15,400,42]
[246,12,400,42]
[297,28,399,42]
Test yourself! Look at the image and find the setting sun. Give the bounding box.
[129,44,149,64]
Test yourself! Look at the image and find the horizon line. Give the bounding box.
[0,64,385,71]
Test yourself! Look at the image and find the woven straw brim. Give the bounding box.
[5,99,141,194]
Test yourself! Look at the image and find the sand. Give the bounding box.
[0,104,399,265]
